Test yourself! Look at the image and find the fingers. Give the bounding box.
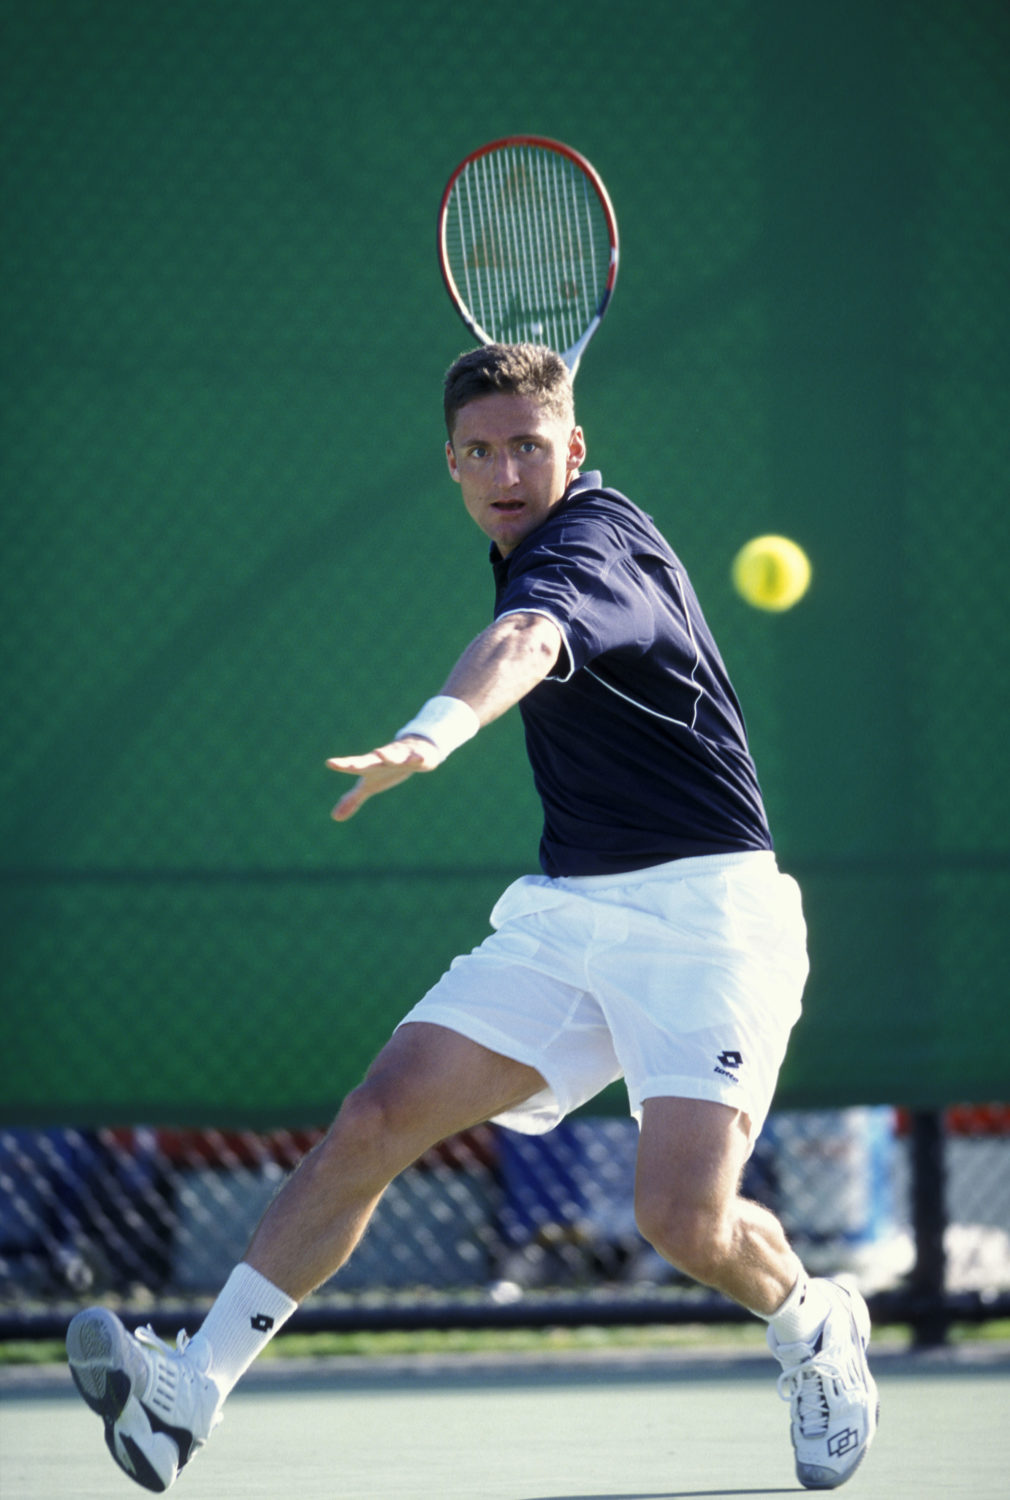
[326,742,419,776]
[326,741,430,822]
[330,772,394,822]
[330,783,369,822]
[326,755,382,785]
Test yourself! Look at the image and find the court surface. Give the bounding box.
[2,1341,1008,1500]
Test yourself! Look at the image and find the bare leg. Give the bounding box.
[245,1022,546,1301]
[63,1023,546,1493]
[634,1096,799,1315]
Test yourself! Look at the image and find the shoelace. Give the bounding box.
[777,1355,845,1438]
[133,1325,223,1438]
[135,1325,191,1359]
[135,1325,209,1394]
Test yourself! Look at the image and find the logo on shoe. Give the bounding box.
[250,1313,275,1333]
[827,1427,860,1458]
[714,1049,743,1081]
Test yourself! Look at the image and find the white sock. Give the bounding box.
[187,1263,298,1396]
[765,1268,832,1346]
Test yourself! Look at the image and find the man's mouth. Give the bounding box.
[492,500,524,512]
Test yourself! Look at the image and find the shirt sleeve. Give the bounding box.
[494,507,657,679]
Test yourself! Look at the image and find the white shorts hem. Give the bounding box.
[395,1004,566,1135]
[633,1077,768,1143]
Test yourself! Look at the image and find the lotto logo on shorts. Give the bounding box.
[714,1049,743,1081]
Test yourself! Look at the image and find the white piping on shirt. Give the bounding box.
[589,568,703,732]
[584,665,700,731]
[495,607,577,682]
[498,570,704,731]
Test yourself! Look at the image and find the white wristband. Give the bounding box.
[395,695,480,763]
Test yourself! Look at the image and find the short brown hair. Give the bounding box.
[444,343,575,439]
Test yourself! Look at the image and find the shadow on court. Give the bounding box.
[526,1490,799,1498]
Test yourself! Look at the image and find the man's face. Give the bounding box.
[446,392,586,557]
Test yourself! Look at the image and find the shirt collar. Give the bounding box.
[487,471,604,569]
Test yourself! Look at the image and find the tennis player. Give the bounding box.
[67,343,877,1492]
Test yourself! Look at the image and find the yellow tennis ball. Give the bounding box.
[731,535,812,611]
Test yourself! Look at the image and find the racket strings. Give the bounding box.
[446,144,610,353]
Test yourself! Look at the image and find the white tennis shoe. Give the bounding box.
[67,1307,223,1492]
[769,1278,879,1489]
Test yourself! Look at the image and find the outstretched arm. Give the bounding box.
[327,611,562,821]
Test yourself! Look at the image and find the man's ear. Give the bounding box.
[568,425,587,474]
[446,440,461,483]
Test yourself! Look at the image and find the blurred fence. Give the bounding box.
[5,0,1010,1125]
[3,1106,1008,1344]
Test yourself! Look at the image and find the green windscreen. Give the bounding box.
[3,0,1007,1124]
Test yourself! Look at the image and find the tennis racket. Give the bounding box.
[438,135,619,377]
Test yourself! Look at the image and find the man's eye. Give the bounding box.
[519,441,538,453]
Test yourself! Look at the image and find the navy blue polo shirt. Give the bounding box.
[491,471,772,876]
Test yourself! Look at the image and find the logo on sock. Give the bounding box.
[250,1313,275,1333]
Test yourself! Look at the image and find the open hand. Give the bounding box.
[327,738,441,821]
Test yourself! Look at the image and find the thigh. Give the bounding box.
[359,1021,548,1151]
[635,1096,752,1221]
[398,879,624,1133]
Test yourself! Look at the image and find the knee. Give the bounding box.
[329,1081,384,1145]
[331,1076,411,1157]
[304,1080,404,1190]
[635,1191,734,1288]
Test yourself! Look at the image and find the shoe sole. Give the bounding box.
[68,1310,177,1492]
[113,1397,177,1493]
[67,1308,134,1422]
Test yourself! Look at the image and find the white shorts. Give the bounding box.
[398,850,808,1141]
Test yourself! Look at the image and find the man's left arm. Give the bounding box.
[328,612,561,822]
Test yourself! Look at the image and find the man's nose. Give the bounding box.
[493,451,520,486]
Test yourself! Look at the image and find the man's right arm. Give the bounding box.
[327,612,562,822]
[438,611,562,726]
